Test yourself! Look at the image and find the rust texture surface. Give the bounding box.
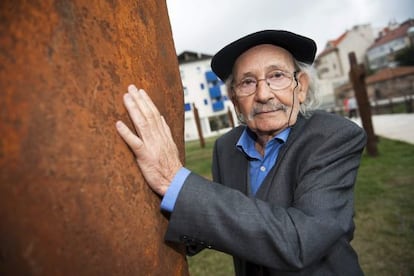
[0,0,188,275]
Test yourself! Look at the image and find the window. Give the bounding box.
[184,103,191,112]
[209,114,230,131]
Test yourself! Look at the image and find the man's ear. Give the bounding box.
[296,72,309,103]
[230,91,240,112]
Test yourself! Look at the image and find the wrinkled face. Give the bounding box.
[231,44,309,137]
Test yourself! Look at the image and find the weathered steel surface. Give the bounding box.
[0,0,188,275]
[348,52,378,157]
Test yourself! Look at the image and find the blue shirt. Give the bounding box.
[236,128,290,195]
[161,127,290,212]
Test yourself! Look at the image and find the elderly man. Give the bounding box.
[116,30,366,275]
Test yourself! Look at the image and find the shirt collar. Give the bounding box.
[236,127,291,159]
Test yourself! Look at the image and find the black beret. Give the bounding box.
[211,30,317,81]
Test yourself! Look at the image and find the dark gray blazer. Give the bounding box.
[165,111,366,275]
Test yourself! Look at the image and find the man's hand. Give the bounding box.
[115,85,182,196]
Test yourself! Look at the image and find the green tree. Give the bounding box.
[395,46,414,66]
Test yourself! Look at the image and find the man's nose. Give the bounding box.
[255,79,274,102]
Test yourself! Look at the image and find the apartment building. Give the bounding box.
[314,24,375,110]
[178,51,237,141]
[366,19,414,70]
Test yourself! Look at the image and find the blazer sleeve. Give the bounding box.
[164,118,366,270]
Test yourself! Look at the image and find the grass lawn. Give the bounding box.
[184,135,414,276]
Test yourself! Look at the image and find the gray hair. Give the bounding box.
[225,59,320,119]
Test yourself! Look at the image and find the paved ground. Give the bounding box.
[350,113,414,144]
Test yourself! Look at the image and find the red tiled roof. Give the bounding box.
[366,66,414,84]
[331,31,348,47]
[335,66,414,92]
[317,31,348,58]
[368,19,414,50]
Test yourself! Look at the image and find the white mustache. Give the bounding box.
[236,102,289,123]
[250,102,287,116]
[244,103,288,122]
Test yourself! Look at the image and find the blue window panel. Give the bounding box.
[205,71,218,82]
[184,103,191,112]
[209,85,222,98]
[212,100,225,111]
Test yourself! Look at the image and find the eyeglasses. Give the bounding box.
[232,70,298,97]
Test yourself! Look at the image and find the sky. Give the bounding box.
[166,0,414,56]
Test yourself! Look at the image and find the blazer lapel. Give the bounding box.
[229,147,250,195]
[255,115,306,200]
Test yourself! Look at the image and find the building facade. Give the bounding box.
[178,51,237,141]
[334,66,414,114]
[314,24,375,111]
[366,19,414,71]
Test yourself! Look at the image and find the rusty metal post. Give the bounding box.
[348,52,378,157]
[192,103,205,148]
[227,106,235,128]
[0,1,189,275]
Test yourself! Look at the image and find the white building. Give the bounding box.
[366,19,414,70]
[314,24,375,111]
[178,51,237,141]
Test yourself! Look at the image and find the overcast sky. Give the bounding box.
[166,0,414,56]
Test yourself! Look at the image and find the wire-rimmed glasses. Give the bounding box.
[232,70,298,97]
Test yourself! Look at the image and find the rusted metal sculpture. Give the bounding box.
[0,1,188,275]
[192,103,205,148]
[348,52,378,157]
